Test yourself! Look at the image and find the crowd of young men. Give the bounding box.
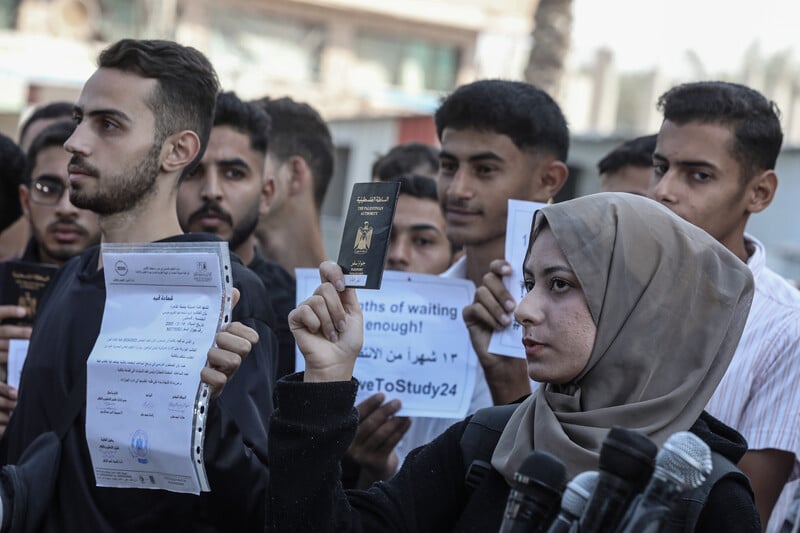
[0,36,796,532]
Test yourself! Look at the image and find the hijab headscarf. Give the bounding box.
[491,193,754,480]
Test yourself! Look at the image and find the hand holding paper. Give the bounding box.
[464,259,530,405]
[0,305,31,364]
[291,261,363,383]
[201,289,258,398]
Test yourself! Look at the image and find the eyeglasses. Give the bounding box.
[30,175,68,206]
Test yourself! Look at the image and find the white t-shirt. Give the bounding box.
[705,235,800,532]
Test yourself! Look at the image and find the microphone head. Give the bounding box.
[561,471,599,518]
[599,427,657,489]
[513,450,568,495]
[655,431,712,491]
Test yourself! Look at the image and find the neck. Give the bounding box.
[235,235,258,266]
[463,235,506,286]
[99,179,182,247]
[720,220,751,264]
[258,199,327,276]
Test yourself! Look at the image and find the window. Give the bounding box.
[208,7,325,85]
[354,32,459,93]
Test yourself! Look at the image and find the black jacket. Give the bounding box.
[247,248,296,379]
[1,234,277,532]
[268,375,760,533]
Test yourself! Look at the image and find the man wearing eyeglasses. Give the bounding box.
[0,120,100,436]
[17,120,101,266]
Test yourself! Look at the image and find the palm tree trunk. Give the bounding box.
[524,0,573,99]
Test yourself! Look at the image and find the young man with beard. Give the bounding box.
[650,81,800,532]
[356,80,570,479]
[252,96,333,278]
[0,121,101,435]
[178,91,296,379]
[0,102,75,260]
[0,40,275,532]
[18,121,101,266]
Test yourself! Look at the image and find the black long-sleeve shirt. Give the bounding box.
[268,374,760,533]
[1,234,277,532]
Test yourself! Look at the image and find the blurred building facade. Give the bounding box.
[0,0,538,127]
[0,0,796,278]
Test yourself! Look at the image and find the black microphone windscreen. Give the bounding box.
[599,427,658,489]
[514,450,567,492]
[500,451,568,533]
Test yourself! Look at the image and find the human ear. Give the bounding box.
[536,159,569,201]
[746,170,777,214]
[18,185,31,218]
[287,155,311,197]
[260,169,275,216]
[161,130,202,175]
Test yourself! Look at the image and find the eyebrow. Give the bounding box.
[33,173,67,184]
[652,152,719,171]
[523,264,574,278]
[215,157,251,169]
[439,150,504,164]
[407,223,441,233]
[74,105,133,124]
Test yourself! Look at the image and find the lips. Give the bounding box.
[49,223,86,242]
[444,205,481,223]
[67,164,96,183]
[522,337,547,357]
[198,214,226,229]
[188,207,232,231]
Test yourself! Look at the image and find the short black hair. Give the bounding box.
[395,173,458,255]
[22,120,76,187]
[0,132,25,232]
[657,81,783,178]
[253,96,333,209]
[395,174,438,202]
[97,39,220,172]
[213,91,271,155]
[435,80,569,161]
[372,143,439,181]
[597,134,657,175]
[18,101,73,144]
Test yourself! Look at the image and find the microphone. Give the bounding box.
[578,427,657,533]
[546,470,599,533]
[499,450,567,533]
[616,431,713,533]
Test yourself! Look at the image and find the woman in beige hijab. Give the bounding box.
[268,193,759,532]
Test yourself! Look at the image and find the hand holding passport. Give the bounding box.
[337,181,401,290]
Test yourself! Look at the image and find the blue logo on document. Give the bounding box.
[130,430,149,464]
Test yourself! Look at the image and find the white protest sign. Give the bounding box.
[295,269,476,419]
[488,199,548,359]
[7,338,29,389]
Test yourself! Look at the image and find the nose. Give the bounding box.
[650,169,678,205]
[64,123,89,157]
[200,171,223,202]
[54,182,79,218]
[386,233,410,271]
[441,167,473,201]
[514,287,545,327]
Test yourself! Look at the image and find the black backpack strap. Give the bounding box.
[664,451,752,533]
[460,404,518,494]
